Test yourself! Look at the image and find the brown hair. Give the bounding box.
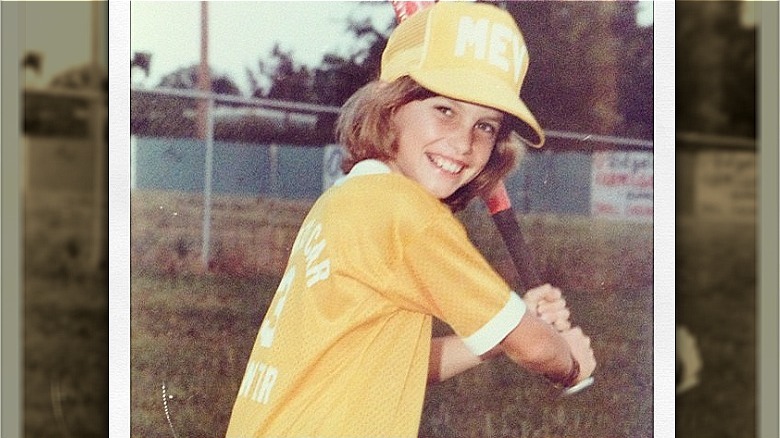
[335,76,525,212]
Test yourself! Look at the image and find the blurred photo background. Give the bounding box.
[674,2,763,437]
[2,1,776,437]
[129,2,656,437]
[16,2,109,438]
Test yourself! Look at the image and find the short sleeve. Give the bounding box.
[390,214,526,356]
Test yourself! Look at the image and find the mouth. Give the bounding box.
[427,153,464,175]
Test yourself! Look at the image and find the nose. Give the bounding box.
[448,125,473,155]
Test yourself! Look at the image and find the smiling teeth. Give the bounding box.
[430,155,463,174]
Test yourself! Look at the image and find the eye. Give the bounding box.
[475,121,500,137]
[435,105,454,117]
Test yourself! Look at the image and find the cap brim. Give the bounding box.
[409,68,545,148]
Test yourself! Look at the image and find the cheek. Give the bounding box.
[473,144,496,171]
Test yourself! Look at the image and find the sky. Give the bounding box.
[130,1,653,95]
[131,2,398,94]
[20,2,108,88]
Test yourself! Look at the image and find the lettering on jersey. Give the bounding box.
[259,267,296,348]
[292,220,332,288]
[237,360,279,404]
[454,16,527,84]
[302,222,330,288]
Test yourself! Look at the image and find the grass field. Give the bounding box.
[24,188,755,437]
[131,273,652,438]
[24,274,108,438]
[130,190,655,438]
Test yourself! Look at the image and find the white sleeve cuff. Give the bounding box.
[462,291,526,356]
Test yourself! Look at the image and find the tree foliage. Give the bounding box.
[249,44,317,102]
[156,64,243,96]
[676,2,756,137]
[49,63,108,91]
[247,16,388,107]
[136,2,660,143]
[507,1,652,140]
[311,17,388,106]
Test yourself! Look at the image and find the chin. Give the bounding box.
[429,187,458,200]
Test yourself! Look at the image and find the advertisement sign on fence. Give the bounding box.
[591,151,654,221]
[694,150,756,221]
[322,144,346,191]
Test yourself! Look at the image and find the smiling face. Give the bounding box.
[388,96,504,200]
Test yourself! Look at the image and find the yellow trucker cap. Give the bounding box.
[381,2,545,147]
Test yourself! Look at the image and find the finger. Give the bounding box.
[541,313,571,332]
[553,318,571,331]
[537,307,570,326]
[538,307,567,321]
[565,326,584,337]
[525,283,558,301]
[537,300,568,315]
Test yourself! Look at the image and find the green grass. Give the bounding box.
[131,274,278,438]
[23,190,108,437]
[129,190,655,437]
[131,272,652,438]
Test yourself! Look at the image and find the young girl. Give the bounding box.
[226,3,595,437]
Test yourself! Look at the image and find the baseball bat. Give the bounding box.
[481,184,594,396]
[389,0,592,395]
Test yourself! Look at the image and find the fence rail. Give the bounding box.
[131,86,654,150]
[130,87,662,269]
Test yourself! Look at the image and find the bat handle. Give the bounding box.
[482,182,542,291]
[484,183,595,396]
[562,376,595,396]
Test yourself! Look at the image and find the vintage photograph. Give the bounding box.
[6,1,776,437]
[130,2,654,437]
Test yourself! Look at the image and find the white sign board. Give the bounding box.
[694,150,756,221]
[591,151,654,221]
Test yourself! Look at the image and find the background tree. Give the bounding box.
[311,16,389,106]
[507,1,650,141]
[247,16,388,107]
[242,1,653,143]
[134,2,656,144]
[249,44,317,102]
[676,1,756,137]
[132,63,244,138]
[49,63,108,91]
[615,5,654,140]
[157,64,242,96]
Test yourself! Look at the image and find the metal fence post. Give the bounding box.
[201,96,215,270]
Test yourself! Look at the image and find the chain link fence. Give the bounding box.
[130,87,657,276]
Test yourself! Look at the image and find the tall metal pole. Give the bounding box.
[199,1,214,270]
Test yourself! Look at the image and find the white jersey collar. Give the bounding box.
[334,159,392,186]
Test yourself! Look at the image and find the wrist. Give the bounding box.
[545,354,580,389]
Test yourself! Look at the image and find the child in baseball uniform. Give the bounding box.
[226,3,595,437]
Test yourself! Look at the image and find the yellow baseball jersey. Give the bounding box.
[225,160,526,437]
